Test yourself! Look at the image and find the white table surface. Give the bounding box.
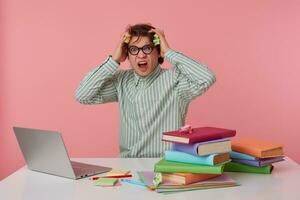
[1,157,300,200]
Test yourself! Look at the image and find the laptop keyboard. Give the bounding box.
[71,161,100,169]
[71,161,111,178]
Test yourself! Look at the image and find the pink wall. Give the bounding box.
[1,0,300,180]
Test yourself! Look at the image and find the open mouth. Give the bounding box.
[137,61,148,72]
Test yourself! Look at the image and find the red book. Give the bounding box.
[162,127,236,144]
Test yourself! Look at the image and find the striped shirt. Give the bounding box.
[75,49,216,157]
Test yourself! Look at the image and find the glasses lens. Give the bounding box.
[129,46,139,55]
[142,45,153,54]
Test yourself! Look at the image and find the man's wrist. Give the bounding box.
[110,55,120,65]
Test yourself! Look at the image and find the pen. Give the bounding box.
[91,174,132,180]
[104,174,132,178]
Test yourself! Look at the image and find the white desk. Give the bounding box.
[1,157,300,200]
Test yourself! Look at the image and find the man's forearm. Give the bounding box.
[165,49,216,87]
[75,56,119,104]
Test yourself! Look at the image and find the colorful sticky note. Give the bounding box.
[94,178,118,186]
[106,169,130,176]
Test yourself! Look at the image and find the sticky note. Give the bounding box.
[153,34,160,46]
[106,169,130,176]
[94,178,118,186]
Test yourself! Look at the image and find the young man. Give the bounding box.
[75,24,216,158]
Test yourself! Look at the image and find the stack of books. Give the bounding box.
[150,126,238,192]
[224,139,285,174]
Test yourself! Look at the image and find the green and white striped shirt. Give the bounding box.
[75,49,216,157]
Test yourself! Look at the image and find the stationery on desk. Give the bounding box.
[90,126,286,193]
[224,138,285,174]
[119,179,148,188]
[137,171,238,193]
[172,138,232,156]
[164,150,230,165]
[162,126,236,144]
[92,168,132,185]
[94,178,118,186]
[106,169,131,176]
[154,159,225,174]
[147,125,240,193]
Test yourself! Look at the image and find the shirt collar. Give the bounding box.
[134,65,162,87]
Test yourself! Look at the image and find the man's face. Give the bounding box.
[128,36,159,77]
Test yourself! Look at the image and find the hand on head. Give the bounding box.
[148,28,170,58]
[112,25,170,64]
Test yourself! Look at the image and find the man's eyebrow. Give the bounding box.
[128,44,152,47]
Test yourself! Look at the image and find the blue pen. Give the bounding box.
[120,179,147,188]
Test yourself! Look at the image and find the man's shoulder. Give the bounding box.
[160,67,176,77]
[113,69,135,83]
[115,68,134,76]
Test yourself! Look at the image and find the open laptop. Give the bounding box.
[13,127,112,179]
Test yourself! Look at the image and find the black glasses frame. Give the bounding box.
[127,44,154,55]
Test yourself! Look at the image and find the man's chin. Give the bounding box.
[134,68,150,77]
[136,71,150,77]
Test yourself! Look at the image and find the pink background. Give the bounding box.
[1,0,300,180]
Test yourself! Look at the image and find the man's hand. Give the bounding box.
[149,28,170,58]
[112,32,130,64]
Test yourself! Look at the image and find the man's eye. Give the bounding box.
[129,47,138,52]
[143,46,152,51]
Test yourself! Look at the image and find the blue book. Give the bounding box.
[164,150,230,166]
[229,151,257,160]
[172,138,232,156]
[232,156,285,167]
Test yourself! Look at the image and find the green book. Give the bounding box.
[154,159,224,174]
[224,161,273,174]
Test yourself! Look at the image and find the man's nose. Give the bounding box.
[137,50,147,58]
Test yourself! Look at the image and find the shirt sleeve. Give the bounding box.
[165,49,216,103]
[74,56,121,104]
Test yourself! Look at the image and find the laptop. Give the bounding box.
[13,127,112,179]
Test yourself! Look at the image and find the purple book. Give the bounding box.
[172,138,231,156]
[232,156,285,167]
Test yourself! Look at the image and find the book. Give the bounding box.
[137,171,239,193]
[154,159,224,174]
[224,161,273,174]
[230,151,257,160]
[164,150,230,166]
[232,139,284,158]
[161,172,220,185]
[155,184,238,194]
[172,138,232,156]
[162,127,236,144]
[232,156,285,167]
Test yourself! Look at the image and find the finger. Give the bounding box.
[149,28,157,33]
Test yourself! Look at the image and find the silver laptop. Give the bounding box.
[13,127,111,179]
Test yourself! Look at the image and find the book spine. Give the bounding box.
[232,145,262,158]
[229,151,257,160]
[165,150,214,165]
[154,161,224,174]
[224,162,273,174]
[231,159,261,167]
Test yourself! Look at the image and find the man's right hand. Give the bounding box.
[112,32,130,64]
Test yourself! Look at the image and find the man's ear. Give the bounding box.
[158,57,164,64]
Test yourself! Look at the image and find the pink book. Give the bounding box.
[162,127,236,144]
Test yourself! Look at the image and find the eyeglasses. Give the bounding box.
[128,44,154,55]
